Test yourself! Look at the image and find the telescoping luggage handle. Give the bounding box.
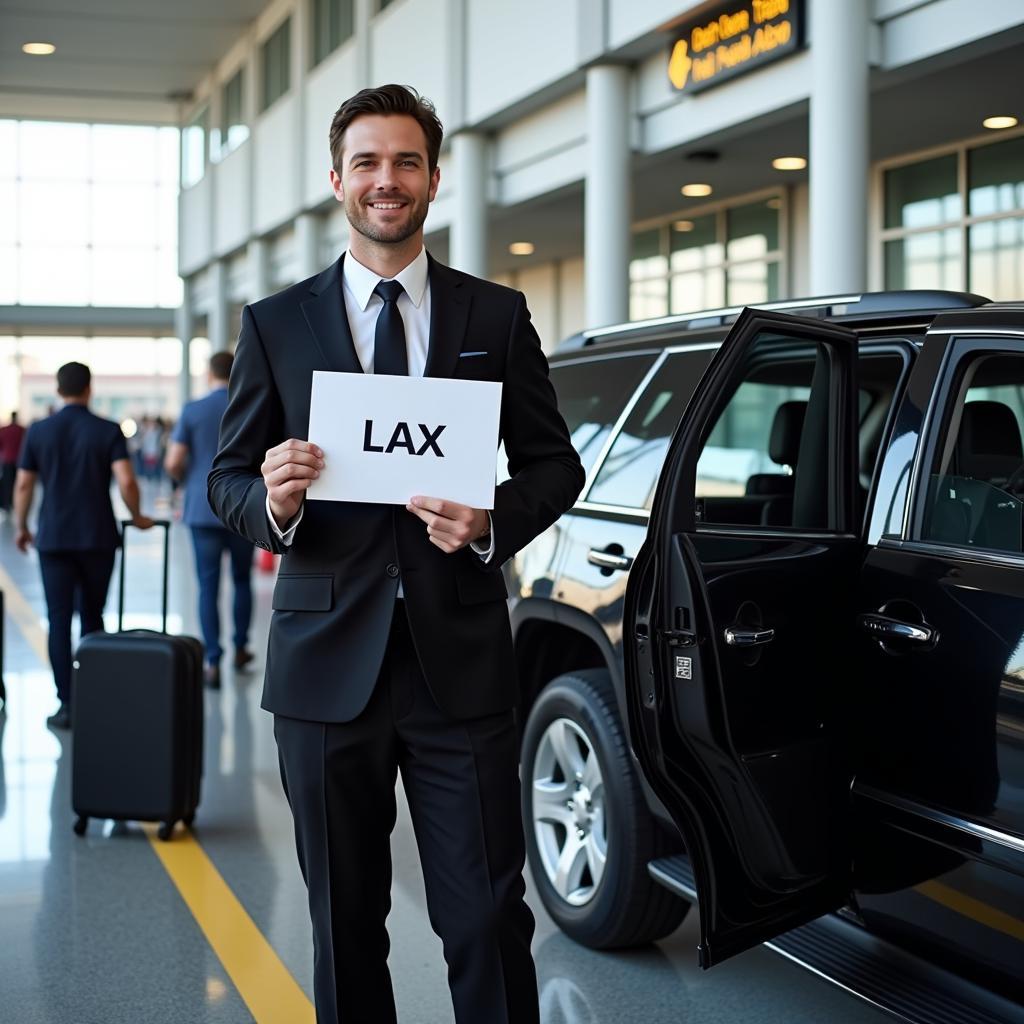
[118,519,171,635]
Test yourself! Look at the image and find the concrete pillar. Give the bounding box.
[207,260,231,352]
[809,0,869,295]
[291,0,311,211]
[248,237,270,303]
[450,132,487,278]
[176,277,194,407]
[355,0,374,86]
[585,64,631,328]
[296,212,321,279]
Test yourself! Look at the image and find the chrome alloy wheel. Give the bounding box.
[531,717,607,906]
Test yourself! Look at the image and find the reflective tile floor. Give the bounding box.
[0,494,894,1023]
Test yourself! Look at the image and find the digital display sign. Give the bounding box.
[667,0,805,94]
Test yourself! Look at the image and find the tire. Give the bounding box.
[521,669,689,949]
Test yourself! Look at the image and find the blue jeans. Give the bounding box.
[190,526,254,666]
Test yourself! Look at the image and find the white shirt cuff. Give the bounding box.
[469,513,495,564]
[266,494,302,546]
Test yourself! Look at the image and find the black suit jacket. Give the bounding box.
[208,254,584,723]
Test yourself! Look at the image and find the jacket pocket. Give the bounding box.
[455,567,508,605]
[272,574,334,611]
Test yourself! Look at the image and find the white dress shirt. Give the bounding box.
[266,248,494,570]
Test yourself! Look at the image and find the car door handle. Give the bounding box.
[587,548,633,572]
[723,626,775,647]
[858,613,935,645]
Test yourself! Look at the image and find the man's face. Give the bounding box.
[330,114,440,246]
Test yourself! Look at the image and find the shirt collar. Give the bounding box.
[343,247,428,312]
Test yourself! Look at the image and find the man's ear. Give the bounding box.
[428,164,440,203]
[329,168,344,202]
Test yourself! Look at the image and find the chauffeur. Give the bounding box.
[208,84,584,1023]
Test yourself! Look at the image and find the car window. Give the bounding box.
[920,352,1024,553]
[548,353,657,478]
[587,349,715,509]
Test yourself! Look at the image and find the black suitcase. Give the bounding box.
[71,520,204,841]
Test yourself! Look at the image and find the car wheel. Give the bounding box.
[521,668,690,948]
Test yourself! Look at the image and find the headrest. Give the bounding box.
[957,402,1022,459]
[769,401,807,467]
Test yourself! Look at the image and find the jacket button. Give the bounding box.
[386,563,400,578]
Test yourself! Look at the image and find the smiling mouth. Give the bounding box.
[367,200,408,210]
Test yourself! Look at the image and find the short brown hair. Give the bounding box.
[209,350,234,382]
[57,361,90,398]
[329,84,443,174]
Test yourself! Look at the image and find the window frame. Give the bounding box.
[218,68,248,159]
[261,18,292,113]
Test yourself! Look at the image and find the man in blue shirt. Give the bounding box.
[165,351,254,689]
[14,362,152,729]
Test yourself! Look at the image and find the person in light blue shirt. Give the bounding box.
[165,351,254,688]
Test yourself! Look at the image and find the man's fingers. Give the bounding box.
[265,462,319,488]
[428,534,458,554]
[409,495,451,517]
[272,477,314,499]
[263,449,322,475]
[267,439,322,460]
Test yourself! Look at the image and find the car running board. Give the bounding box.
[647,855,1023,1024]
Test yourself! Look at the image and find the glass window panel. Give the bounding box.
[884,155,960,229]
[0,121,16,179]
[726,261,771,306]
[20,181,90,245]
[670,214,721,272]
[631,228,662,263]
[969,136,1024,217]
[157,248,183,307]
[157,186,179,249]
[548,354,656,477]
[726,200,779,260]
[91,124,156,182]
[91,247,158,306]
[92,183,157,245]
[0,246,16,304]
[589,349,715,509]
[670,267,724,314]
[181,108,207,189]
[19,246,91,304]
[630,253,668,282]
[969,217,1024,300]
[263,19,291,110]
[157,128,180,186]
[630,278,669,320]
[884,229,962,290]
[19,122,90,182]
[0,181,16,243]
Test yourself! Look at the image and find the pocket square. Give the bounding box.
[459,351,488,358]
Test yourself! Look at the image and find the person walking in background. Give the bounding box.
[165,351,254,690]
[13,362,152,730]
[0,411,26,515]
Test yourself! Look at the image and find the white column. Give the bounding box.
[176,277,194,407]
[585,64,631,328]
[296,212,321,279]
[207,260,231,352]
[355,0,374,86]
[809,0,869,295]
[450,132,487,278]
[248,237,270,303]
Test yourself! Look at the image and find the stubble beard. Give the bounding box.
[346,194,429,246]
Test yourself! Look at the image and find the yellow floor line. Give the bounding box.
[0,556,314,1022]
[144,825,315,1023]
[916,879,1024,942]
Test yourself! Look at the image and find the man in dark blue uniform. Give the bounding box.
[165,350,254,689]
[13,362,152,729]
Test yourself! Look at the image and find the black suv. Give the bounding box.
[510,292,1024,1023]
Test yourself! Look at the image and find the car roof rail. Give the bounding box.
[556,290,991,350]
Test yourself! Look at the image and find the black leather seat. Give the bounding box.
[745,401,806,526]
[955,401,1023,487]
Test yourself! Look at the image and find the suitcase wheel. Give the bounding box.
[158,822,175,842]
[73,816,88,837]
[183,813,195,828]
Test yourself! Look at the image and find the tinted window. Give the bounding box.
[920,351,1024,553]
[548,354,656,478]
[588,349,715,509]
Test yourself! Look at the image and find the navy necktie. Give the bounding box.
[373,280,408,375]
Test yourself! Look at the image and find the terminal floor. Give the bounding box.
[0,496,895,1024]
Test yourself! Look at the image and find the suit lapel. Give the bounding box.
[300,254,363,374]
[425,255,471,379]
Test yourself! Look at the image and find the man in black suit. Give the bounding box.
[14,362,152,729]
[208,85,584,1023]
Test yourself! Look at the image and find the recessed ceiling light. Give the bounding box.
[983,115,1018,130]
[22,42,56,55]
[681,183,712,197]
[673,220,695,233]
[772,156,807,171]
[509,242,534,256]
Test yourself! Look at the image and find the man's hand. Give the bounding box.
[132,515,155,530]
[263,440,324,529]
[406,496,490,554]
[15,527,32,553]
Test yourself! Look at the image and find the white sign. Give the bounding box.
[306,370,502,509]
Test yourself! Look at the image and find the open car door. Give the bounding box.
[625,307,862,967]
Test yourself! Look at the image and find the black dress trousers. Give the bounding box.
[273,605,539,1024]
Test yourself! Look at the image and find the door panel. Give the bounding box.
[626,309,861,967]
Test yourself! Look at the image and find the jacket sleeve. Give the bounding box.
[485,292,585,568]
[207,304,289,553]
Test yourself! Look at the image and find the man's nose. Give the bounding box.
[374,163,401,189]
